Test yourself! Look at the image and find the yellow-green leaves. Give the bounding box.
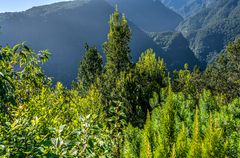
[136,49,166,78]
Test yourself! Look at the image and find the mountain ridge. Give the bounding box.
[105,0,183,32]
[177,0,240,63]
[161,0,217,18]
[148,31,202,69]
[0,0,194,85]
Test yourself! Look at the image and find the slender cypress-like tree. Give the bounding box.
[101,8,132,126]
[140,112,152,158]
[161,80,175,157]
[176,123,188,158]
[103,7,131,73]
[171,144,177,158]
[202,112,225,157]
[188,108,202,158]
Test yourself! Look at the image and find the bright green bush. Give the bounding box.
[122,90,240,158]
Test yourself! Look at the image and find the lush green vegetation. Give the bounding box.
[0,9,239,157]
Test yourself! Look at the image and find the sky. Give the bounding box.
[0,0,71,13]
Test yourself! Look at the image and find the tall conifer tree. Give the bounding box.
[176,123,188,158]
[103,7,131,73]
[188,108,202,158]
[161,80,175,157]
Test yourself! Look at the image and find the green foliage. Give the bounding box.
[202,112,225,158]
[121,124,141,158]
[0,83,115,157]
[173,64,204,99]
[175,124,188,158]
[122,91,240,158]
[100,48,167,127]
[204,39,240,99]
[0,43,50,119]
[103,8,131,73]
[77,44,103,90]
[100,8,132,133]
[188,108,201,158]
[0,9,239,158]
[140,112,152,158]
[127,49,167,125]
[173,39,240,101]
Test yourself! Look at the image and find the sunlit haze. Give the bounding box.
[0,0,72,13]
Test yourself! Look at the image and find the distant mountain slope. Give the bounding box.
[105,0,183,32]
[0,0,163,85]
[148,32,202,69]
[177,0,240,63]
[0,0,200,85]
[161,0,216,18]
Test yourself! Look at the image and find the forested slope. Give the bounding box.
[177,0,240,63]
[161,0,217,18]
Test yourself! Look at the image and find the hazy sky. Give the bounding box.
[0,0,71,13]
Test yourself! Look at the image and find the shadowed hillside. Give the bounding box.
[0,0,200,85]
[106,0,183,32]
[148,32,203,69]
[177,0,240,63]
[0,0,166,85]
[161,0,216,18]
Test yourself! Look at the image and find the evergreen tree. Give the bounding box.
[129,49,167,125]
[188,108,202,158]
[140,112,152,158]
[202,112,225,158]
[159,79,175,157]
[204,39,240,99]
[122,124,141,158]
[100,8,131,126]
[151,106,165,158]
[171,144,177,158]
[77,44,103,89]
[172,64,204,100]
[176,123,188,158]
[103,7,131,73]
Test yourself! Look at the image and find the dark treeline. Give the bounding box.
[0,9,239,157]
